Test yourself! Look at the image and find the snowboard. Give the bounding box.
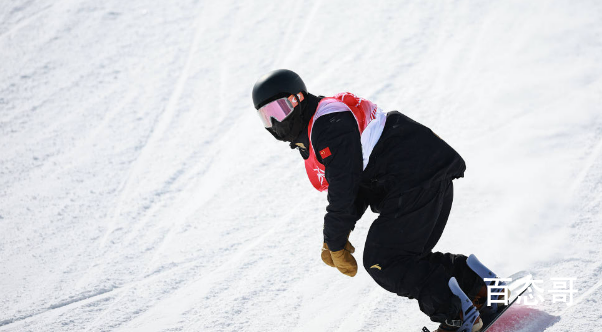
[422,273,533,332]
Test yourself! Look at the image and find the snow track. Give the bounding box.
[1,0,602,331]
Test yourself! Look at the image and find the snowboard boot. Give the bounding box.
[433,277,483,332]
[471,284,511,312]
[471,284,488,310]
[466,254,508,314]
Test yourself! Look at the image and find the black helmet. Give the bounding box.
[252,69,307,110]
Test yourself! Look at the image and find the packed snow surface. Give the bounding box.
[1,0,601,331]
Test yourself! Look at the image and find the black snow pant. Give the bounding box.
[363,180,484,323]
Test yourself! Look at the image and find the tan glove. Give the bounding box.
[321,241,358,277]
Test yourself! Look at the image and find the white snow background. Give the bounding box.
[1,0,601,331]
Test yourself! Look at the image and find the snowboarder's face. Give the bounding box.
[266,105,303,142]
[257,93,304,128]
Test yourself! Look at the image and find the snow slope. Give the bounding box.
[1,0,601,331]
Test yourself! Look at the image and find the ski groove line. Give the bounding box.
[82,5,207,330]
[0,249,215,330]
[97,0,205,249]
[273,0,303,67]
[283,0,322,65]
[0,287,116,328]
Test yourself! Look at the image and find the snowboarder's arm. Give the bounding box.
[312,112,364,252]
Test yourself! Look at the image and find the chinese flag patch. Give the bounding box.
[319,147,332,159]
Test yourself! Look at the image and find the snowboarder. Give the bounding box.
[252,69,500,332]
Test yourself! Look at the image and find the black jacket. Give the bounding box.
[293,98,466,252]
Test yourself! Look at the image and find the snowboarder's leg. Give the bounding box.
[419,181,485,299]
[363,180,482,323]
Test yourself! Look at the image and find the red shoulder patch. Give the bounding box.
[319,147,332,159]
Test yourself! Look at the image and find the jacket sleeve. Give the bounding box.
[311,112,364,252]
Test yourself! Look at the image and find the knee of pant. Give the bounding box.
[362,249,374,272]
[363,261,397,294]
[362,247,391,280]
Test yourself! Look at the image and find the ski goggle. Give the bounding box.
[257,93,304,128]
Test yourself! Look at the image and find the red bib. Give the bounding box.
[305,92,381,192]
